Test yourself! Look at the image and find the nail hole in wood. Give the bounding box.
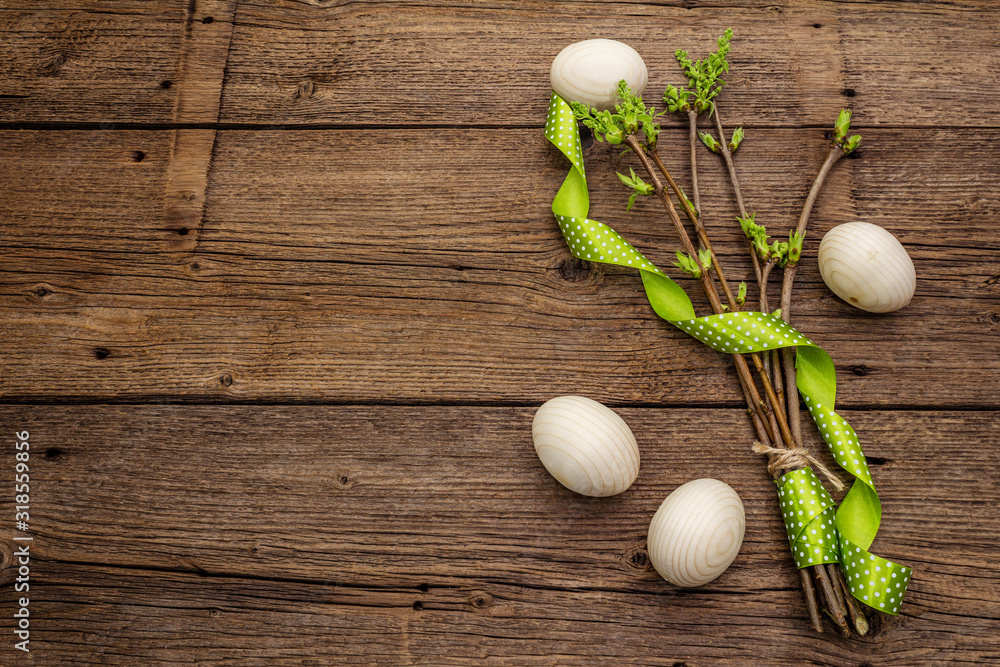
[132,150,146,162]
[417,583,429,593]
[44,447,63,461]
[847,151,862,160]
[865,456,890,466]
[202,16,214,23]
[848,364,871,376]
[841,88,856,97]
[412,601,423,611]
[177,227,189,236]
[160,80,173,89]
[93,348,110,360]
[813,23,822,29]
[33,287,51,298]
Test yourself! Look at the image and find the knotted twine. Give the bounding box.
[545,91,911,614]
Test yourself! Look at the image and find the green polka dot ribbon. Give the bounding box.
[546,91,912,614]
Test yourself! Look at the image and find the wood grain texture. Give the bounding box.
[210,0,1000,127]
[0,1,189,123]
[2,2,998,663]
[3,1,999,126]
[1,127,998,404]
[0,405,997,664]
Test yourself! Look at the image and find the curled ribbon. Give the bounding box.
[545,92,911,614]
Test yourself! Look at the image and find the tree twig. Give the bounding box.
[779,144,844,447]
[687,109,701,213]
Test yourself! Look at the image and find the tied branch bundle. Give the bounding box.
[570,30,867,635]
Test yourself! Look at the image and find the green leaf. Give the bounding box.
[737,281,748,305]
[617,170,636,188]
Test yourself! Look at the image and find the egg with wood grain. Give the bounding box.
[817,221,916,313]
[550,39,648,110]
[647,478,745,587]
[532,396,640,497]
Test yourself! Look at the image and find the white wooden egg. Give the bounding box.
[550,39,648,111]
[532,395,640,497]
[818,221,916,313]
[647,479,745,587]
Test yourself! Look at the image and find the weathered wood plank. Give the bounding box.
[1,127,997,404]
[220,1,1000,127]
[0,561,995,666]
[0,406,997,664]
[0,2,189,123]
[2,1,999,127]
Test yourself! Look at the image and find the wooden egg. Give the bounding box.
[532,395,640,497]
[818,221,916,313]
[647,479,745,587]
[550,39,648,111]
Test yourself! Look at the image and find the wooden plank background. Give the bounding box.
[1,0,999,664]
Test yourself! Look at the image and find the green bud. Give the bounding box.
[843,134,861,154]
[737,281,748,305]
[834,108,852,141]
[699,131,722,153]
[729,126,745,152]
[698,248,713,272]
[787,231,804,266]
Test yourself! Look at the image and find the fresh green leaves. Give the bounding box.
[738,213,801,267]
[570,102,625,144]
[729,126,745,152]
[833,108,862,155]
[698,131,722,153]
[666,28,733,114]
[571,81,661,149]
[674,248,713,279]
[738,213,770,260]
[617,167,654,211]
[663,84,691,113]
